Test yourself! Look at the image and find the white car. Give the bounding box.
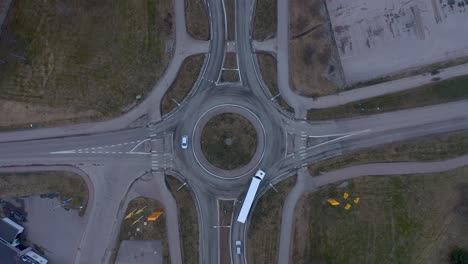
[235,240,242,255]
[181,136,189,149]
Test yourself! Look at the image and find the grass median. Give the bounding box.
[161,55,205,115]
[256,54,295,113]
[247,176,296,264]
[308,75,468,120]
[308,131,468,176]
[166,175,199,264]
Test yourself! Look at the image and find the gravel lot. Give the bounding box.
[327,0,468,84]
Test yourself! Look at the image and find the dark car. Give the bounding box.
[9,210,26,223]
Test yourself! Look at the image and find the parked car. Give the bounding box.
[9,210,26,223]
[181,135,189,149]
[236,240,242,255]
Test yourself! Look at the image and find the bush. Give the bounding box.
[450,248,468,264]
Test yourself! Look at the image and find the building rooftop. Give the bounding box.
[0,218,23,244]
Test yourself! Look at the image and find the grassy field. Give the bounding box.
[308,75,468,120]
[113,197,169,263]
[290,0,342,97]
[247,176,296,264]
[161,55,205,115]
[0,171,88,213]
[166,175,199,264]
[185,0,210,40]
[256,54,295,113]
[293,167,468,264]
[201,113,257,170]
[252,0,276,40]
[308,131,468,176]
[219,200,234,264]
[0,0,173,127]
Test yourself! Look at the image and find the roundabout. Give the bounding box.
[192,104,266,179]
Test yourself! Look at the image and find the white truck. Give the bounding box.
[236,170,266,223]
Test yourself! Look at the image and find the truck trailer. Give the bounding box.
[237,170,266,223]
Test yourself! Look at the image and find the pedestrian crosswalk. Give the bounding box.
[151,153,175,170]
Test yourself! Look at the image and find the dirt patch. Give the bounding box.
[219,200,234,264]
[308,131,468,176]
[293,167,468,263]
[225,0,235,41]
[256,53,295,113]
[289,0,343,97]
[0,0,173,127]
[253,0,277,40]
[0,99,99,129]
[166,175,199,264]
[247,176,296,264]
[224,53,238,69]
[161,55,205,115]
[307,74,468,120]
[114,197,169,264]
[185,0,210,40]
[0,171,88,214]
[220,70,240,83]
[201,113,257,170]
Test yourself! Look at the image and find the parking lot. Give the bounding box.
[326,0,468,84]
[1,195,86,263]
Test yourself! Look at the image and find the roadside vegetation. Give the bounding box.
[225,0,235,40]
[308,131,468,176]
[166,175,199,264]
[293,167,468,263]
[247,176,296,264]
[252,0,277,40]
[0,0,173,128]
[256,54,295,113]
[219,200,234,264]
[185,0,210,40]
[0,171,88,213]
[201,113,257,170]
[290,0,343,97]
[114,197,169,263]
[161,55,205,115]
[308,75,468,120]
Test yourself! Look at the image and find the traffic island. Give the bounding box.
[201,113,257,170]
[192,104,266,179]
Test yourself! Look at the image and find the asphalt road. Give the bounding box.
[0,0,467,263]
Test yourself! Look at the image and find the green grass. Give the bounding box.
[161,55,205,115]
[247,176,296,264]
[0,0,173,122]
[308,131,468,176]
[166,175,199,264]
[185,0,210,40]
[308,75,468,120]
[0,171,88,214]
[253,0,277,40]
[293,167,468,264]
